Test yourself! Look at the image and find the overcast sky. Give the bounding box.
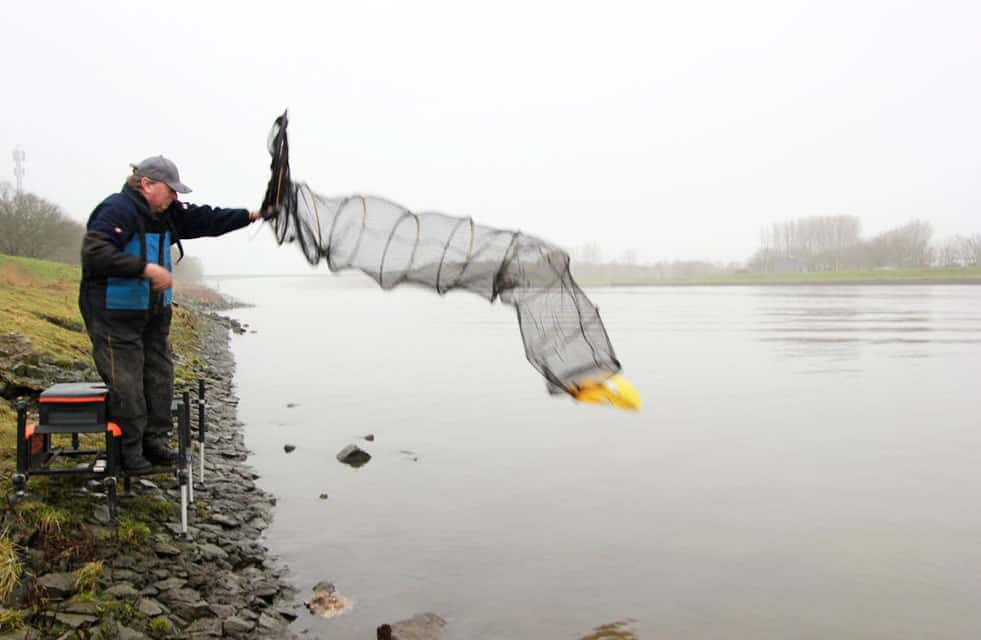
[2,0,979,274]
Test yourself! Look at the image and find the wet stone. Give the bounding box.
[153,542,181,557]
[185,617,223,638]
[386,612,448,640]
[117,625,149,640]
[37,572,75,598]
[111,568,141,583]
[155,577,187,591]
[63,602,99,615]
[238,609,259,621]
[49,612,97,628]
[275,606,299,622]
[91,504,112,525]
[258,612,287,633]
[138,597,165,617]
[209,603,235,619]
[106,582,140,600]
[222,615,255,636]
[336,443,372,467]
[208,513,239,528]
[252,580,279,599]
[312,581,335,594]
[198,543,229,561]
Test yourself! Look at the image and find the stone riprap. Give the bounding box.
[5,313,303,639]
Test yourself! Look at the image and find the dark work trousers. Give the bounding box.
[80,302,174,459]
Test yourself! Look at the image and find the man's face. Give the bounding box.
[142,178,177,213]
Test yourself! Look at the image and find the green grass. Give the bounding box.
[97,599,137,626]
[116,516,150,546]
[148,615,174,637]
[0,531,22,602]
[128,495,178,521]
[0,607,26,632]
[74,560,104,593]
[0,255,91,366]
[15,502,73,535]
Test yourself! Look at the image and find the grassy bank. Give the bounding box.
[575,266,981,287]
[0,253,214,477]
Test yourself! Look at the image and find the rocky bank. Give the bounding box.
[2,312,302,639]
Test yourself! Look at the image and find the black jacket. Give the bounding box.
[80,185,249,316]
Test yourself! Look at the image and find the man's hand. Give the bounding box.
[143,263,173,291]
[248,206,278,223]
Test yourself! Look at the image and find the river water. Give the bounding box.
[215,278,981,639]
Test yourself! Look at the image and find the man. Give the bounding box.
[79,156,262,471]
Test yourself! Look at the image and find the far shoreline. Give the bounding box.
[587,277,981,287]
[205,270,981,289]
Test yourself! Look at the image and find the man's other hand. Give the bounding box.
[143,263,173,291]
[249,206,278,222]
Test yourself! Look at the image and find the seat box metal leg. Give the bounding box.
[177,394,190,539]
[196,379,207,490]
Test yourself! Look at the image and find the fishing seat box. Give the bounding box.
[14,382,124,513]
[14,381,203,531]
[38,382,112,434]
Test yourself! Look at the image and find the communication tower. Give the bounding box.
[12,147,26,193]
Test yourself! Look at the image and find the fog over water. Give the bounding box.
[217,277,981,639]
[3,1,980,274]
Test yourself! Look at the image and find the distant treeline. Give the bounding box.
[0,182,85,264]
[748,216,979,273]
[0,183,204,281]
[571,215,980,280]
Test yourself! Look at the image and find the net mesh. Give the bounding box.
[261,111,621,397]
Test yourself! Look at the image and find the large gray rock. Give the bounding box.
[63,601,99,615]
[116,625,149,640]
[208,603,235,619]
[185,617,222,638]
[257,612,288,634]
[36,572,75,598]
[159,587,212,620]
[379,612,448,640]
[91,504,112,525]
[106,582,140,600]
[155,577,186,591]
[47,611,97,628]
[137,597,164,617]
[0,333,92,395]
[222,615,255,637]
[336,444,372,467]
[198,543,229,561]
[208,513,239,528]
[252,580,279,600]
[153,541,182,557]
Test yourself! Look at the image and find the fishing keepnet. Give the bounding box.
[261,112,622,397]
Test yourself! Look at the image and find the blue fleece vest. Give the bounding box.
[106,231,172,310]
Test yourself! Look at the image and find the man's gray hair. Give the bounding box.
[125,174,144,190]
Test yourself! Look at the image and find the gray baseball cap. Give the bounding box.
[130,155,192,194]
